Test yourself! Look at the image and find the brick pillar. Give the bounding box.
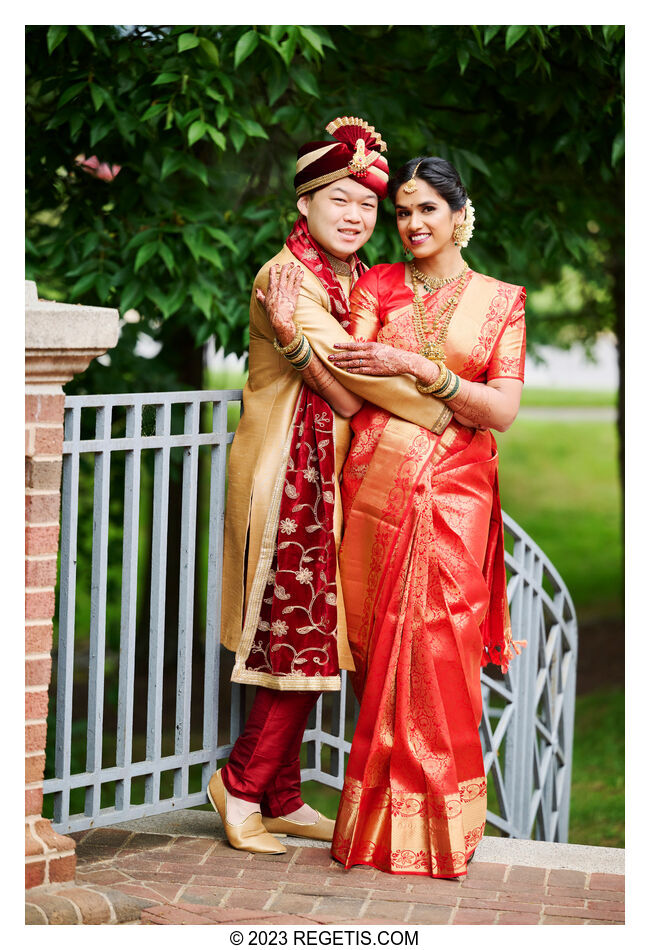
[25,281,118,888]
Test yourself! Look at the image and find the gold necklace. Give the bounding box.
[409,260,468,293]
[324,251,352,277]
[409,263,471,363]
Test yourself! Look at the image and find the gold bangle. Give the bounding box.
[433,371,457,399]
[273,321,304,355]
[416,364,448,394]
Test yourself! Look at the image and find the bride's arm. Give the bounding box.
[330,342,523,432]
[257,263,363,418]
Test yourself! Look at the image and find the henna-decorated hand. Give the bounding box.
[328,339,430,378]
[256,262,304,346]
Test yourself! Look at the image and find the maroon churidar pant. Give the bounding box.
[221,686,319,817]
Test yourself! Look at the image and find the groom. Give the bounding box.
[211,117,452,853]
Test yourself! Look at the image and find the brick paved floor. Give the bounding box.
[27,827,624,925]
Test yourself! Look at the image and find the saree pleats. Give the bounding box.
[332,412,501,876]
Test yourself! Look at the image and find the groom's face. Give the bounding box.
[297,179,378,260]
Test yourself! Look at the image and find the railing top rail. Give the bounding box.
[63,389,244,408]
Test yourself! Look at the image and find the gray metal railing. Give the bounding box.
[44,390,577,841]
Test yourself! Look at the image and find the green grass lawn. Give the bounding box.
[496,416,622,620]
[520,387,617,408]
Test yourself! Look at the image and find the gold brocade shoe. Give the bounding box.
[262,812,336,842]
[206,770,286,854]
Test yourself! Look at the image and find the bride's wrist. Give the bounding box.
[411,354,440,386]
[274,319,298,347]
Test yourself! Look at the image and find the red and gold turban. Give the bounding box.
[294,116,389,200]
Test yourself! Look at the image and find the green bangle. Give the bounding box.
[284,336,310,365]
[291,343,313,371]
[440,372,461,401]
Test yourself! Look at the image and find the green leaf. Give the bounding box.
[234,30,259,69]
[505,25,528,50]
[292,67,319,98]
[188,120,208,146]
[119,279,144,314]
[191,283,212,319]
[269,25,285,44]
[157,242,175,274]
[199,37,221,67]
[235,116,269,139]
[611,132,624,167]
[69,113,83,140]
[124,229,157,253]
[161,152,185,180]
[198,244,223,269]
[298,26,323,56]
[205,86,223,102]
[195,321,214,346]
[134,242,160,273]
[230,125,246,152]
[267,71,289,106]
[184,155,209,186]
[58,81,87,107]
[483,25,501,45]
[178,33,200,52]
[217,71,234,99]
[602,25,621,43]
[152,72,180,86]
[163,283,188,318]
[141,102,167,122]
[461,149,490,176]
[89,116,113,147]
[279,33,298,68]
[252,219,280,247]
[82,231,101,257]
[70,271,97,297]
[183,230,203,261]
[95,274,112,302]
[90,84,106,111]
[207,126,227,150]
[215,102,229,127]
[76,26,97,47]
[457,48,470,75]
[204,226,239,254]
[47,26,68,54]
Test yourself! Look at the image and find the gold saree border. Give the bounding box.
[231,400,341,693]
[332,775,487,876]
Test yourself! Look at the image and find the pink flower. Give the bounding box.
[75,154,122,182]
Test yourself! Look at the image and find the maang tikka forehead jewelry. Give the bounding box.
[402,161,423,194]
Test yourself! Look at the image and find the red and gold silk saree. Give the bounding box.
[331,263,527,877]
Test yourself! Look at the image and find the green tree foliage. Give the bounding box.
[26,25,623,395]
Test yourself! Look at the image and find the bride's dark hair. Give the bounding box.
[388,157,468,211]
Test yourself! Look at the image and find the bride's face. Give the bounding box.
[394,180,465,258]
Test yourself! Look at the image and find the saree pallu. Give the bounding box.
[332,408,504,877]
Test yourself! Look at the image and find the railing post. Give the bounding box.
[25,281,118,888]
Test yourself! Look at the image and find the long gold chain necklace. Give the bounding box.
[410,259,468,293]
[409,261,471,364]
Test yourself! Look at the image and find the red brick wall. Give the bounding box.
[25,391,76,887]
